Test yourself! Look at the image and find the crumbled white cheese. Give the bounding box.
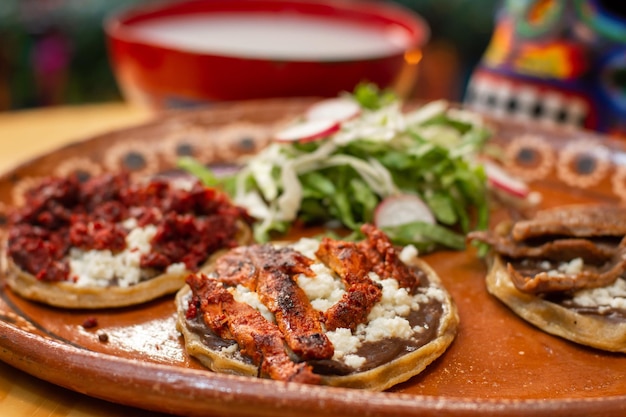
[69,224,157,287]
[538,260,552,270]
[289,237,321,258]
[122,217,138,230]
[419,285,447,304]
[221,343,239,356]
[412,325,427,334]
[361,316,414,342]
[297,263,346,311]
[369,274,414,317]
[343,354,367,369]
[231,284,275,323]
[126,224,158,254]
[166,262,187,275]
[399,244,419,264]
[326,328,362,359]
[547,257,584,277]
[572,277,626,311]
[169,176,196,191]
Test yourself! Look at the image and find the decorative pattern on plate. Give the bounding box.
[210,122,273,162]
[557,140,611,188]
[1,117,283,213]
[502,134,556,181]
[54,157,104,180]
[10,177,44,207]
[1,99,625,417]
[158,127,219,166]
[104,140,162,176]
[493,124,626,203]
[611,165,626,202]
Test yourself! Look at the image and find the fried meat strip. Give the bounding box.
[214,246,259,289]
[215,244,334,360]
[315,239,371,284]
[315,234,383,331]
[186,273,320,384]
[468,204,626,294]
[253,246,334,360]
[323,282,383,331]
[359,224,420,294]
[511,204,626,241]
[257,268,334,360]
[507,254,626,293]
[468,230,622,264]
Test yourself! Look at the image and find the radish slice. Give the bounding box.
[305,98,361,123]
[274,119,340,143]
[374,194,435,228]
[483,160,529,198]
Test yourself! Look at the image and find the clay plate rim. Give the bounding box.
[1,98,625,417]
[2,319,625,417]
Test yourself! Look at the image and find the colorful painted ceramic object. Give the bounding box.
[465,0,626,136]
[1,98,626,417]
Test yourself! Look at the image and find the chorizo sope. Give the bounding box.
[4,172,254,308]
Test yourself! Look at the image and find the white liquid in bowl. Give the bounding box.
[128,13,411,60]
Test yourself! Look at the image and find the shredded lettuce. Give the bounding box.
[179,84,491,250]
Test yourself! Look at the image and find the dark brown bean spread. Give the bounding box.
[183,272,443,375]
[508,258,626,320]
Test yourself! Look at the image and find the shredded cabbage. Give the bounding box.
[182,85,491,250]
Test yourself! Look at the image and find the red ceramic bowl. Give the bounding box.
[105,0,429,110]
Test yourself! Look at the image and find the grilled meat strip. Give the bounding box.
[469,204,626,294]
[315,237,382,331]
[214,244,334,360]
[316,224,422,331]
[467,230,622,264]
[507,253,626,293]
[251,246,334,360]
[359,224,421,294]
[186,273,320,384]
[512,204,626,241]
[214,246,259,290]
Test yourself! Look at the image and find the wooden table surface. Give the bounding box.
[0,102,177,417]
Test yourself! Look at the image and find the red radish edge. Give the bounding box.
[274,119,340,143]
[305,97,361,123]
[483,160,529,198]
[374,194,435,228]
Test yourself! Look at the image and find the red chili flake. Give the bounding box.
[186,295,199,320]
[82,317,98,329]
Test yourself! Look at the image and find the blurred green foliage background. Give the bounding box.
[0,0,498,111]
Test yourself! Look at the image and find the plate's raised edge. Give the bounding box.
[0,97,320,181]
[0,319,624,417]
[1,99,625,416]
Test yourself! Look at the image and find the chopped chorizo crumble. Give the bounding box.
[6,172,252,283]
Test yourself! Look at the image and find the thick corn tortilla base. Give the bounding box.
[486,255,626,353]
[175,256,459,391]
[2,221,252,309]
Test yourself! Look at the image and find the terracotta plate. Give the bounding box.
[1,99,625,417]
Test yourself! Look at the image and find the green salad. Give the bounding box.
[180,84,492,252]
